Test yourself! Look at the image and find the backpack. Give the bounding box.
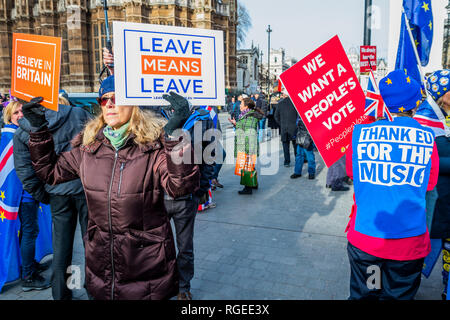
[182,109,214,131]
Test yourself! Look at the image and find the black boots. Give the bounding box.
[238,186,253,195]
[22,271,51,292]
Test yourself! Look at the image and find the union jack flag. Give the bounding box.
[0,125,53,292]
[364,70,393,121]
[0,125,23,291]
[197,187,214,212]
[414,96,446,137]
[201,106,218,129]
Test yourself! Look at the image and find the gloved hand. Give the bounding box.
[22,97,47,129]
[39,192,51,205]
[162,92,191,136]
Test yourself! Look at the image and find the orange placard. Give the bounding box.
[11,33,62,111]
[141,55,202,76]
[234,152,256,176]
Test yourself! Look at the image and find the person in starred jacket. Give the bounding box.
[345,70,440,300]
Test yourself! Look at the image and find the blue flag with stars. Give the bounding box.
[395,0,433,85]
[396,14,422,85]
[0,125,53,293]
[403,0,433,66]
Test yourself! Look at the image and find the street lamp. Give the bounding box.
[259,49,263,91]
[363,0,372,45]
[266,25,272,97]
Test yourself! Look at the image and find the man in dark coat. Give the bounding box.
[255,92,268,142]
[14,103,91,300]
[274,94,298,166]
[163,104,216,300]
[290,116,316,179]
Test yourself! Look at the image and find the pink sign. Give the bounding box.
[279,35,369,167]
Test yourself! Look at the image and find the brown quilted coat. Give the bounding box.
[28,126,199,300]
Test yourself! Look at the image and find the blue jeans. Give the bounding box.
[18,200,40,278]
[294,145,316,176]
[258,118,266,142]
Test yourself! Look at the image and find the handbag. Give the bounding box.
[296,131,312,149]
[240,169,258,188]
[235,152,256,176]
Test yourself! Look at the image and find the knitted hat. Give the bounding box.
[426,69,450,101]
[379,69,423,113]
[59,89,69,100]
[99,75,115,97]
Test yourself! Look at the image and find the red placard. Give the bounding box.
[279,35,369,167]
[360,45,377,73]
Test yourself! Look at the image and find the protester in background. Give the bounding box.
[345,70,439,300]
[231,95,245,121]
[227,96,235,113]
[58,90,71,106]
[14,97,91,300]
[255,92,269,143]
[267,94,279,131]
[163,101,216,299]
[228,96,237,119]
[210,106,225,191]
[274,93,298,167]
[326,156,349,191]
[425,69,450,299]
[290,115,315,180]
[229,97,263,195]
[2,98,51,291]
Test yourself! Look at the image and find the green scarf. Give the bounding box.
[103,122,130,150]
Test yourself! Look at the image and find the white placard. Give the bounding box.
[113,21,225,106]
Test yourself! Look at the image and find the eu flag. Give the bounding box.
[35,204,53,262]
[0,125,53,293]
[395,0,433,85]
[395,14,422,84]
[403,0,433,66]
[0,125,25,292]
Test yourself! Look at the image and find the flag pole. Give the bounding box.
[401,6,448,134]
[401,6,428,95]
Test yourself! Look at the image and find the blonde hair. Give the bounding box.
[58,95,70,106]
[82,106,167,146]
[437,96,444,108]
[3,101,22,124]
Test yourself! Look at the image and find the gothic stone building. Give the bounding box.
[0,0,237,93]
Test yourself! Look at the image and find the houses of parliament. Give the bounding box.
[0,0,238,93]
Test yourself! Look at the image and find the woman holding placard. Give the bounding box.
[21,76,200,300]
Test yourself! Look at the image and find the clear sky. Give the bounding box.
[240,0,390,62]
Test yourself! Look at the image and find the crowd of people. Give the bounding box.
[0,42,449,300]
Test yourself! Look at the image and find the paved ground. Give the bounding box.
[0,113,444,300]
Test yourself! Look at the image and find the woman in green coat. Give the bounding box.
[229,97,264,194]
